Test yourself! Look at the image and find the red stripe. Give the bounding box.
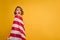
[13,21,25,30]
[10,33,26,40]
[15,15,23,21]
[12,27,26,36]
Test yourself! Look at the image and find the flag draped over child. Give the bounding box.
[8,15,26,40]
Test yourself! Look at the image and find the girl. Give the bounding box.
[8,6,26,40]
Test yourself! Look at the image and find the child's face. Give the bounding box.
[15,8,21,16]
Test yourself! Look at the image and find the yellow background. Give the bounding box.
[0,0,60,40]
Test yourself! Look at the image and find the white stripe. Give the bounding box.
[12,24,19,28]
[14,18,24,24]
[8,36,22,40]
[11,30,26,38]
[12,24,25,34]
[11,30,20,34]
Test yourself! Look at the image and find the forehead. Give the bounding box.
[16,8,21,9]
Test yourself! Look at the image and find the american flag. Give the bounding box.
[8,15,26,40]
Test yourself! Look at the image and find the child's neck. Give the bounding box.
[15,15,22,17]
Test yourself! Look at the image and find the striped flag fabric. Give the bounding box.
[8,15,26,40]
